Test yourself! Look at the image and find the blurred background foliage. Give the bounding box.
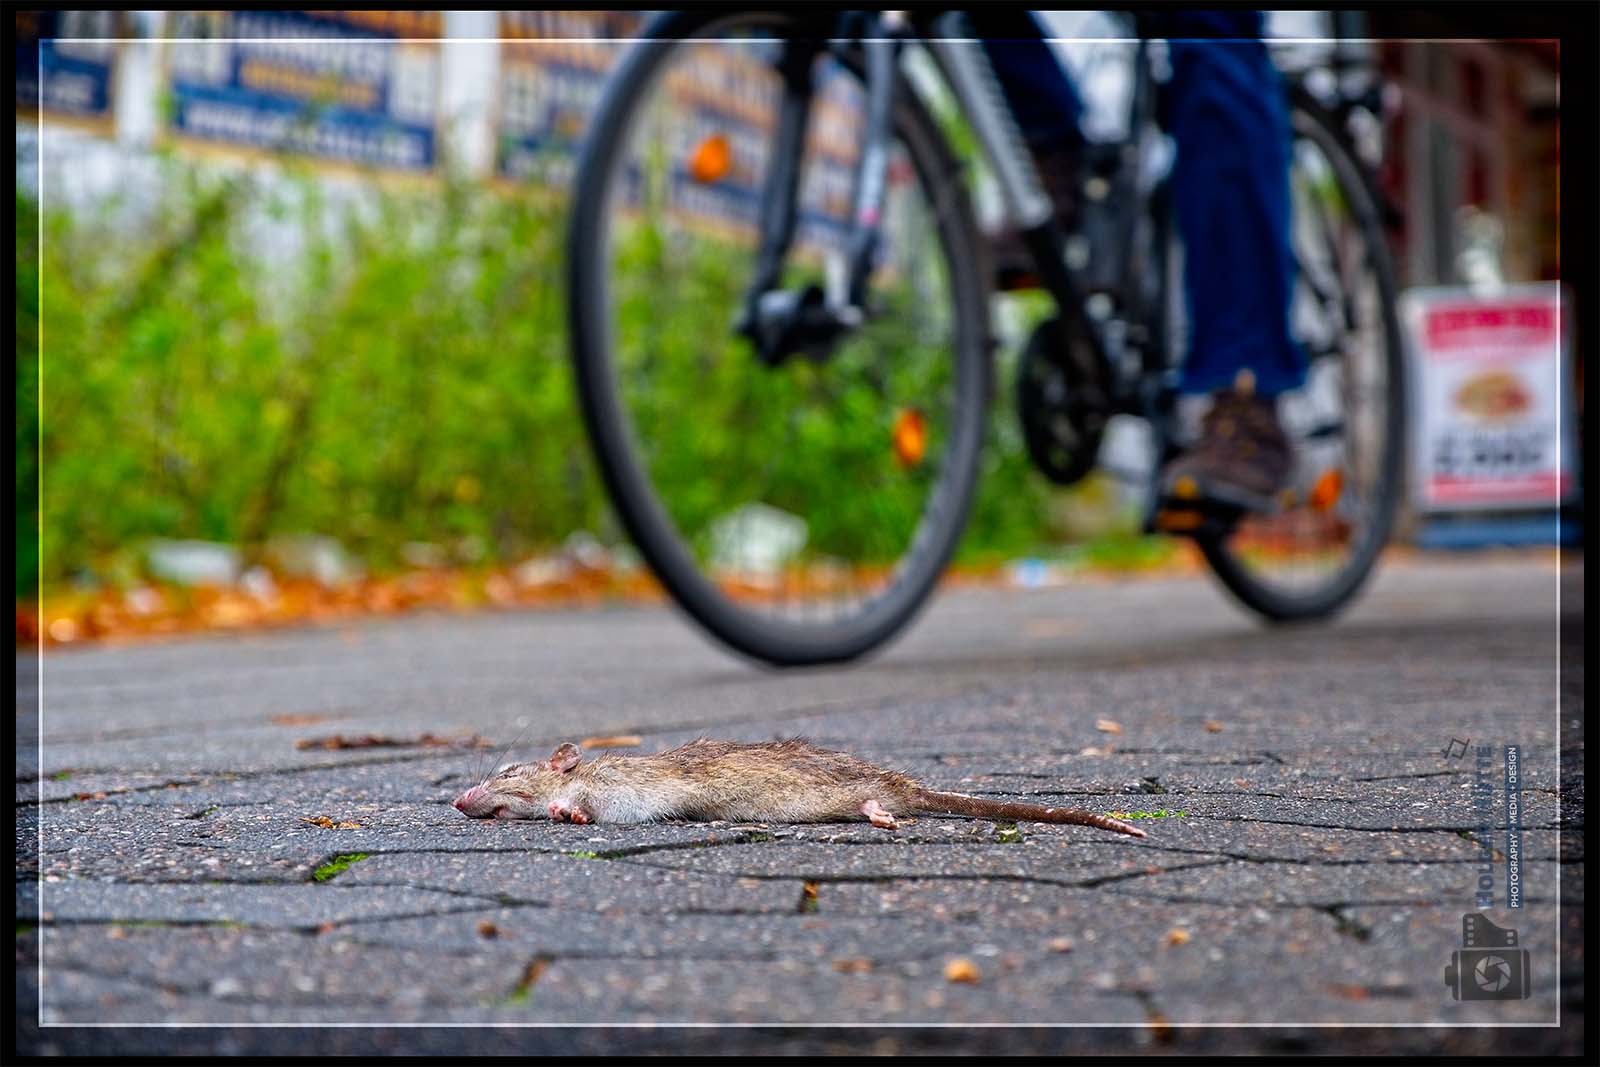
[17,159,1125,595]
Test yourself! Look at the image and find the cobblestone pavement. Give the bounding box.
[16,553,1583,1055]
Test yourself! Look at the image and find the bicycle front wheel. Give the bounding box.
[1194,90,1407,621]
[567,12,991,665]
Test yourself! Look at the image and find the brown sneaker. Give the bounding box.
[1160,370,1293,513]
[987,138,1081,291]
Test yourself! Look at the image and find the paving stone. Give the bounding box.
[611,836,1215,882]
[496,956,1149,1025]
[333,850,798,912]
[29,799,759,882]
[36,882,487,928]
[36,925,528,1021]
[340,903,1094,967]
[1108,858,1569,908]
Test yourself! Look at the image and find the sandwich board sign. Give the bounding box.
[1402,284,1575,514]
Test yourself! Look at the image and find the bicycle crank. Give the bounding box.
[1015,315,1109,486]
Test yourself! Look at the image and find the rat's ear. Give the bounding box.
[547,742,583,773]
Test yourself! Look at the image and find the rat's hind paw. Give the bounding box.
[860,799,898,830]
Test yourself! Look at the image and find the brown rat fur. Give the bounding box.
[453,737,1146,838]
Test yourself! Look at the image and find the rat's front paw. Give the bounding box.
[547,801,594,824]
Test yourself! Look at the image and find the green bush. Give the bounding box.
[17,159,1082,594]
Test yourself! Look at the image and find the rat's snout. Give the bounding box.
[453,785,490,816]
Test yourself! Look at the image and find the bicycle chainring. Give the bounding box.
[1015,316,1108,486]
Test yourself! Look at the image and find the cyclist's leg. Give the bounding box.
[1146,12,1302,507]
[1158,11,1303,398]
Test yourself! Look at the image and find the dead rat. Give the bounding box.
[452,737,1146,838]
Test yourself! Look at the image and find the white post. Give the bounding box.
[112,10,166,149]
[441,10,499,177]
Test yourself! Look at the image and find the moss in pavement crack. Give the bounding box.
[312,853,371,882]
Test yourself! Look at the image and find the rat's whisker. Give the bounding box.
[472,723,519,785]
[478,720,534,784]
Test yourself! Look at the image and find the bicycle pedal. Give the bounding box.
[1151,501,1244,540]
[1152,506,1204,533]
[1150,481,1274,538]
[1161,475,1280,517]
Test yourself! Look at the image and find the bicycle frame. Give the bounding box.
[736,10,1391,530]
[736,11,1109,380]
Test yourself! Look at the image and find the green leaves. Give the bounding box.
[21,169,603,588]
[19,159,1078,594]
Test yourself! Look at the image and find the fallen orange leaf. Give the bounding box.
[271,713,330,727]
[943,957,981,984]
[579,735,643,748]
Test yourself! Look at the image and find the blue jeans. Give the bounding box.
[980,11,1304,397]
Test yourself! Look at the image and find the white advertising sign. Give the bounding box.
[1403,284,1575,512]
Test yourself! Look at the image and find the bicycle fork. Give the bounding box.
[736,13,903,365]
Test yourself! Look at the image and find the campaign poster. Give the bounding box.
[494,13,866,256]
[15,10,121,120]
[1403,284,1576,511]
[495,10,639,186]
[164,10,442,171]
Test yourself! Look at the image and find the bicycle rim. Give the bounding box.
[567,12,990,664]
[1195,97,1407,620]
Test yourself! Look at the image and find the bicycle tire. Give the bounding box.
[1195,88,1407,622]
[567,11,992,666]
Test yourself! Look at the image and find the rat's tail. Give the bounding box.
[913,790,1147,839]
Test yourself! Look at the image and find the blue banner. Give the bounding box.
[164,10,440,170]
[15,10,119,118]
[495,13,863,255]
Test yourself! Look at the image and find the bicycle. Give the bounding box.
[566,10,1405,666]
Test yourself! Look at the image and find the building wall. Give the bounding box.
[1374,35,1560,288]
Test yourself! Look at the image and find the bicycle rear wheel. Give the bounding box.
[567,11,991,665]
[1191,91,1406,621]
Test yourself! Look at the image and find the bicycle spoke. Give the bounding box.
[572,14,985,662]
